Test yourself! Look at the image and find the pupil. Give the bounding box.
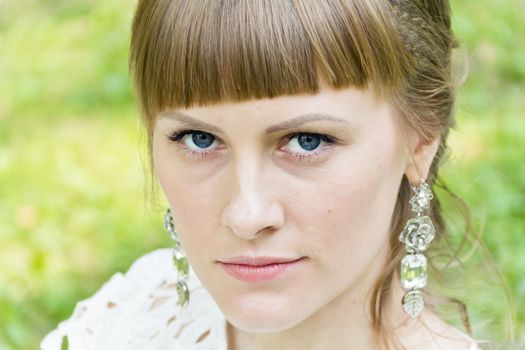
[298,134,321,151]
[192,132,214,148]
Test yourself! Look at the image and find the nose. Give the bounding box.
[221,157,284,240]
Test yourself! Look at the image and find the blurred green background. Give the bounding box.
[0,0,523,349]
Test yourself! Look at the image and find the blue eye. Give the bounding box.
[168,130,215,148]
[283,132,336,163]
[189,131,215,149]
[293,134,322,151]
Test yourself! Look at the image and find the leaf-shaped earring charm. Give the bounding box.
[402,290,425,319]
[176,279,190,308]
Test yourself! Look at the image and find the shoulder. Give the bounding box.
[399,310,479,350]
[40,248,228,350]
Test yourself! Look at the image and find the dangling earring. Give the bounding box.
[164,208,190,308]
[399,178,436,319]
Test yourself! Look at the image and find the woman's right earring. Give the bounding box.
[399,179,436,319]
[164,208,190,309]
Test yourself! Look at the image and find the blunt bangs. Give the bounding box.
[129,0,412,129]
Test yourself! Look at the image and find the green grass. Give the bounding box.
[0,0,523,348]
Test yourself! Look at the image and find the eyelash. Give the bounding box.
[166,129,337,163]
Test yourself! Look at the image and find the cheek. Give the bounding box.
[288,143,404,271]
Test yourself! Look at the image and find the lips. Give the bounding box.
[218,256,306,282]
[219,256,303,266]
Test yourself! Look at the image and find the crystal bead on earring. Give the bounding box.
[164,208,190,308]
[399,179,435,319]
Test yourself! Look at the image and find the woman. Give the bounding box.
[41,0,483,349]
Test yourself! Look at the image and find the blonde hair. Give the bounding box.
[129,1,513,348]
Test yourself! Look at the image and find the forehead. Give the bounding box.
[159,84,385,124]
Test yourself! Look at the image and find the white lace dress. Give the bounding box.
[40,248,228,349]
[40,248,480,350]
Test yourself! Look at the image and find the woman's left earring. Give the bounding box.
[164,208,190,308]
[399,179,436,319]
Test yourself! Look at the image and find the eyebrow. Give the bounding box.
[159,111,350,133]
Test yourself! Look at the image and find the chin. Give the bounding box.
[222,294,310,333]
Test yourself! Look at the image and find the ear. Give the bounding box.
[404,135,441,185]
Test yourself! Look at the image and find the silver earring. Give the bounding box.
[164,208,190,308]
[399,179,436,319]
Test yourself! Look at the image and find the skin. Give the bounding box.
[152,83,471,349]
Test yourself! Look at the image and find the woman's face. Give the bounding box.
[152,85,414,332]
